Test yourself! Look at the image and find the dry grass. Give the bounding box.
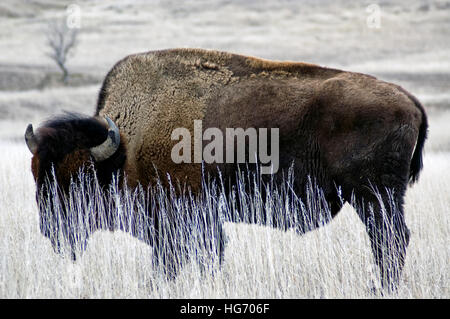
[0,141,448,298]
[0,0,448,299]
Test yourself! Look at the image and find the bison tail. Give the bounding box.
[408,94,428,184]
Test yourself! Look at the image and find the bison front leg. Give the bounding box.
[150,218,186,281]
[152,238,182,280]
[355,191,410,292]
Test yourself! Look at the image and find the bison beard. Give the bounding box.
[26,48,428,292]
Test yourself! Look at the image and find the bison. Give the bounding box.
[25,48,427,290]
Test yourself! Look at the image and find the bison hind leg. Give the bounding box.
[345,127,415,292]
[352,187,410,293]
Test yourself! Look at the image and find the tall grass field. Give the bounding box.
[0,140,448,298]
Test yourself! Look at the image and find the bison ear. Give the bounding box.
[25,124,38,154]
[90,116,120,162]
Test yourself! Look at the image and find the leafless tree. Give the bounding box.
[46,19,78,83]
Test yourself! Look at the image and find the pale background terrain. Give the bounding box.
[0,0,448,298]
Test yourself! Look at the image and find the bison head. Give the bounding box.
[25,113,124,258]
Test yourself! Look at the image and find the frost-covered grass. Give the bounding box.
[2,0,450,74]
[1,0,449,144]
[0,141,448,298]
[0,0,448,299]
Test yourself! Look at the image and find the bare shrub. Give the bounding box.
[45,18,78,84]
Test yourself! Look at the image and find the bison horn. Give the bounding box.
[90,116,120,162]
[25,124,38,154]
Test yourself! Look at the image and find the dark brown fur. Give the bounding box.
[31,48,427,289]
[31,113,126,190]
